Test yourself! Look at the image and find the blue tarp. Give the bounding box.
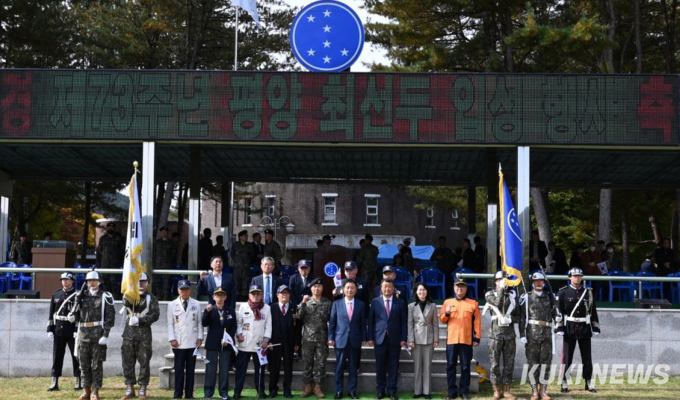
[377,244,436,267]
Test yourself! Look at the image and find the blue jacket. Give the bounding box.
[368,295,407,346]
[329,298,367,349]
[201,305,237,351]
[198,272,236,310]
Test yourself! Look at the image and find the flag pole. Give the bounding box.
[234,7,239,71]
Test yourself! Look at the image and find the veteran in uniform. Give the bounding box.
[296,278,332,398]
[121,273,160,400]
[46,272,81,392]
[71,270,116,400]
[519,271,560,400]
[483,271,520,400]
[556,267,600,394]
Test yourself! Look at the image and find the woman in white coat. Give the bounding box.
[407,282,440,399]
[233,284,272,399]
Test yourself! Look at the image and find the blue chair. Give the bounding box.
[10,264,33,290]
[583,279,604,301]
[393,267,412,299]
[0,262,16,292]
[279,265,298,282]
[636,271,663,299]
[452,268,479,299]
[418,268,446,300]
[607,271,634,302]
[669,272,680,303]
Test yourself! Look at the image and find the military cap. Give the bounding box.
[178,279,191,289]
[494,270,507,280]
[264,228,274,235]
[344,261,357,270]
[277,285,291,293]
[298,259,311,268]
[403,237,412,244]
[60,272,75,281]
[249,284,263,293]
[213,287,227,296]
[139,272,149,281]
[382,265,395,274]
[531,271,546,281]
[106,222,116,228]
[568,267,584,277]
[238,230,248,237]
[454,278,468,286]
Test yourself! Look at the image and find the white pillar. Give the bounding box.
[0,196,9,262]
[486,149,498,274]
[517,146,531,276]
[188,148,201,271]
[141,142,156,272]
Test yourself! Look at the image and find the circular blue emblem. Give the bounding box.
[324,262,339,278]
[290,0,365,72]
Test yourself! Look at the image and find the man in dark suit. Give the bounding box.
[372,266,408,300]
[251,256,284,305]
[269,285,297,398]
[368,279,407,400]
[251,232,265,266]
[198,255,236,310]
[329,279,367,399]
[529,230,549,271]
[289,259,316,306]
[201,287,237,400]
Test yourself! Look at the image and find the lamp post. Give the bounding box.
[257,215,295,238]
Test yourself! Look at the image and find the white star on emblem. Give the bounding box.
[323,25,331,33]
[323,40,331,48]
[307,48,316,56]
[323,9,331,17]
[307,14,315,22]
[341,48,349,56]
[323,56,331,63]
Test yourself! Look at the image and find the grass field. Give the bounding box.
[1,376,679,400]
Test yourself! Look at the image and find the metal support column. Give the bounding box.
[486,149,498,274]
[0,196,9,262]
[517,146,531,280]
[188,148,201,271]
[220,182,233,252]
[141,142,156,276]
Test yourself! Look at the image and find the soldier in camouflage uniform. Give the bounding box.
[519,272,559,400]
[356,234,379,286]
[296,278,332,398]
[263,228,283,267]
[231,230,255,301]
[69,270,116,400]
[96,222,125,294]
[483,271,520,400]
[153,226,177,300]
[121,273,160,400]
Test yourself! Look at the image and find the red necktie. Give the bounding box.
[282,304,286,315]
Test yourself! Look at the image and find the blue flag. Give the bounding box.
[499,169,523,286]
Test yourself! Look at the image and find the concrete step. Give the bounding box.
[159,367,480,393]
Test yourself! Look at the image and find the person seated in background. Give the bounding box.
[641,253,657,274]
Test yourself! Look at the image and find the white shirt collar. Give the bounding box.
[383,295,393,302]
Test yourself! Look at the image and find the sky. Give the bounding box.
[281,0,390,71]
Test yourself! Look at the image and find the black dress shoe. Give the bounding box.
[561,386,570,393]
[375,392,385,399]
[335,393,343,399]
[585,382,597,393]
[234,394,242,399]
[258,392,268,399]
[424,395,431,400]
[413,395,421,399]
[269,390,279,398]
[389,394,398,400]
[446,394,458,400]
[349,393,359,399]
[284,392,293,399]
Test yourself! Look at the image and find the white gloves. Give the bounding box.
[67,314,76,323]
[74,332,78,339]
[98,336,108,345]
[129,316,139,326]
[48,332,54,339]
[557,332,564,336]
[593,332,600,336]
[555,315,562,323]
[520,337,527,344]
[498,279,506,289]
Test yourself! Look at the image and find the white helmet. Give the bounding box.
[139,272,149,281]
[85,271,100,281]
[531,272,546,281]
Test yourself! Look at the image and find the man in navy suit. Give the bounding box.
[198,255,236,310]
[269,285,297,399]
[289,259,316,306]
[372,266,408,300]
[251,257,284,305]
[333,261,370,374]
[329,279,367,400]
[368,278,407,400]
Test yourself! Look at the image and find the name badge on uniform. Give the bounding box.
[175,315,180,323]
[227,315,233,320]
[358,285,363,289]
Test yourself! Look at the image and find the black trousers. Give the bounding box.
[561,336,593,382]
[173,348,197,398]
[52,334,80,378]
[269,340,294,393]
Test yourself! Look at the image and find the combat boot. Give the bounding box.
[74,376,83,390]
[314,383,325,398]
[121,384,135,399]
[78,387,91,400]
[492,384,502,400]
[539,384,551,400]
[91,387,100,400]
[138,384,148,400]
[300,384,314,398]
[530,385,539,400]
[47,376,59,391]
[502,384,516,400]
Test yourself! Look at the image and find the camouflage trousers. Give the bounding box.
[488,338,516,385]
[122,337,153,385]
[525,338,552,385]
[301,340,328,384]
[78,340,106,389]
[233,265,250,301]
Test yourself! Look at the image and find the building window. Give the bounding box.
[267,196,276,217]
[324,196,337,223]
[365,194,380,225]
[450,210,460,230]
[243,199,252,226]
[426,206,435,228]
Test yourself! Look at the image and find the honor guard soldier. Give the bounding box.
[47,272,81,392]
[556,267,600,394]
[69,270,116,400]
[520,272,560,400]
[121,273,160,400]
[297,278,332,398]
[483,271,519,400]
